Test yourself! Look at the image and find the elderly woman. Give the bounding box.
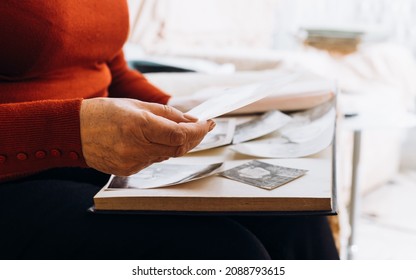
[0,0,338,260]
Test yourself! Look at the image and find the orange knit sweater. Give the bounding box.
[0,0,170,182]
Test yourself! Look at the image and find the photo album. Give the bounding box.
[92,74,337,214]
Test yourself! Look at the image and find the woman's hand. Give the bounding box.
[80,98,215,176]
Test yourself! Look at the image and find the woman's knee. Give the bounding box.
[83,216,271,260]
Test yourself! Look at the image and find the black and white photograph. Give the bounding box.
[232,105,336,158]
[232,110,292,144]
[109,162,222,189]
[220,160,308,190]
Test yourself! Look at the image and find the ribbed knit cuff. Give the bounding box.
[0,99,88,181]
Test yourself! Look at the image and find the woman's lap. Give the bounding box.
[0,168,338,260]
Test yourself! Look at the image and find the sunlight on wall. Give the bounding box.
[128,0,416,54]
[272,0,416,52]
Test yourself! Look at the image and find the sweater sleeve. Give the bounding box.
[0,99,88,182]
[107,51,171,104]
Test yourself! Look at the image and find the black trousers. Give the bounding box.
[0,168,339,260]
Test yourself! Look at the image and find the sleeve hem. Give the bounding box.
[0,99,88,180]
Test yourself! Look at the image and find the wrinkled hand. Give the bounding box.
[80,98,215,176]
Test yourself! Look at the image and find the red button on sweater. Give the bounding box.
[0,0,171,182]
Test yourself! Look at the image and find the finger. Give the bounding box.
[179,120,216,143]
[182,113,199,122]
[208,119,216,131]
[174,120,216,156]
[140,113,212,146]
[138,102,198,123]
[132,143,183,158]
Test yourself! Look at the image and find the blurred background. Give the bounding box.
[126,0,416,259]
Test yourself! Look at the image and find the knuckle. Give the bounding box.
[138,112,151,128]
[163,104,174,115]
[169,129,186,145]
[141,110,152,121]
[174,145,187,157]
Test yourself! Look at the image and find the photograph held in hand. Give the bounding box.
[186,73,299,121]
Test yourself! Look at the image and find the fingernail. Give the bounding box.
[183,113,198,122]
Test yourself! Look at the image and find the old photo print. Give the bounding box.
[219,160,308,190]
[232,110,291,144]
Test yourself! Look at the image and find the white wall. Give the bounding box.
[128,0,416,54]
